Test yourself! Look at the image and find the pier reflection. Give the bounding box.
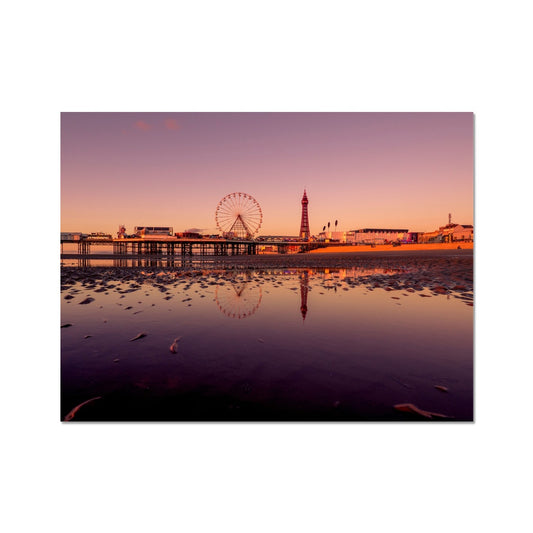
[112,257,220,269]
[64,257,219,268]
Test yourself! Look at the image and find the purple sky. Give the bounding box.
[61,112,473,235]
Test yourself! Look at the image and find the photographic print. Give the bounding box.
[61,112,474,422]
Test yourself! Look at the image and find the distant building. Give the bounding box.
[418,224,473,243]
[60,232,82,241]
[418,230,442,243]
[256,235,301,242]
[406,232,420,243]
[330,231,345,242]
[345,230,356,244]
[317,231,346,242]
[86,232,113,240]
[450,224,473,242]
[175,232,203,239]
[351,228,409,245]
[134,226,173,237]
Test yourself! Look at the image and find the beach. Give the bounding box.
[309,242,473,253]
[61,247,473,421]
[61,248,474,293]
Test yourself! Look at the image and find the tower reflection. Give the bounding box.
[299,270,309,321]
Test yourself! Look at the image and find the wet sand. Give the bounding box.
[61,248,473,421]
[61,249,473,295]
[62,247,473,265]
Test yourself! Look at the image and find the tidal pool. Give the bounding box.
[61,266,473,421]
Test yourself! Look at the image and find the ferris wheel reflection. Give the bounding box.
[214,270,313,321]
[214,273,263,319]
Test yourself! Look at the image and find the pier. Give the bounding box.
[61,237,323,256]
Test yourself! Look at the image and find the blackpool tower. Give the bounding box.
[299,189,310,241]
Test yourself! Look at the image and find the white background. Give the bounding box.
[2,1,532,532]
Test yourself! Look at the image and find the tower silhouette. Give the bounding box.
[299,190,310,240]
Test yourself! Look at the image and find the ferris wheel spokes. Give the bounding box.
[215,192,263,239]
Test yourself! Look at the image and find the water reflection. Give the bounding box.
[63,257,226,269]
[61,264,473,326]
[61,263,473,421]
[212,270,313,320]
[215,272,263,319]
[300,270,309,321]
[61,256,417,276]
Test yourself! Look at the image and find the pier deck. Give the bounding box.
[61,237,323,256]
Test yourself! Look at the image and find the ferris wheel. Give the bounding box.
[215,192,262,239]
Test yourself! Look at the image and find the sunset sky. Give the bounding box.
[61,112,473,236]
